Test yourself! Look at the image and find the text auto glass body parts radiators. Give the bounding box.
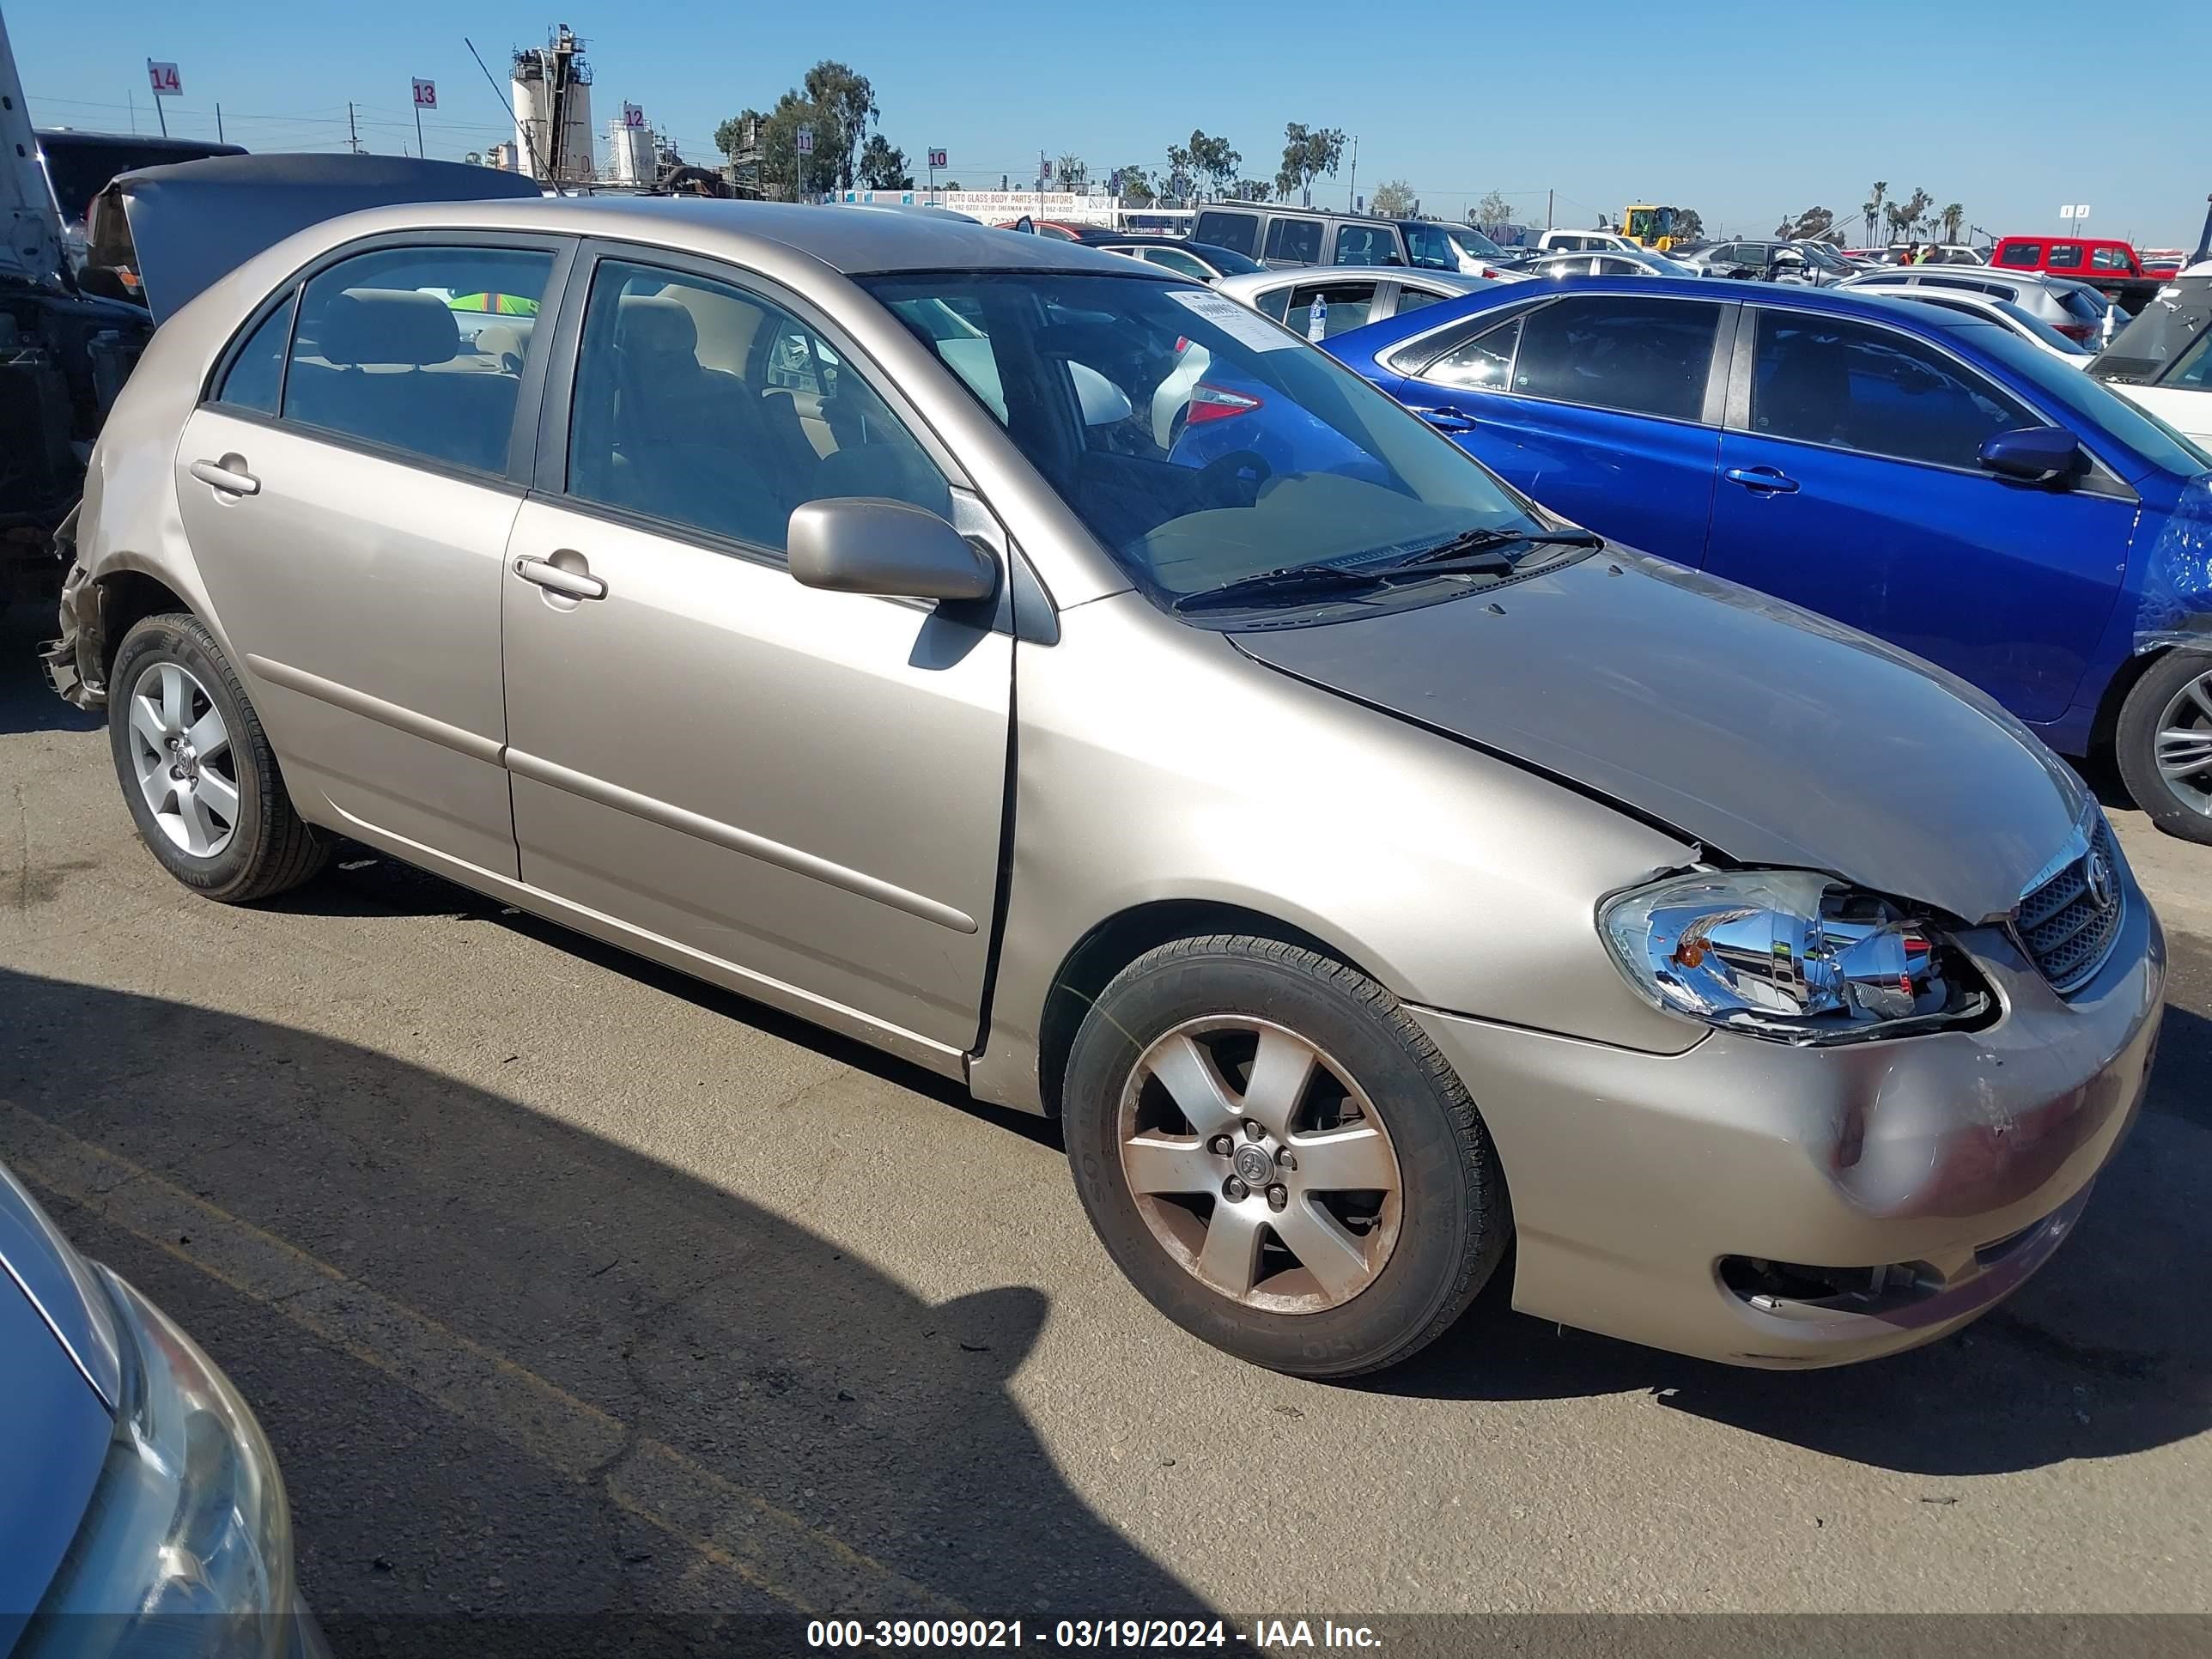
[1600,868,1993,1045]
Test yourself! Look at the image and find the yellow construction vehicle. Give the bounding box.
[1621,205,1682,251]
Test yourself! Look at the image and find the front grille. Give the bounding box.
[2015,817,2124,995]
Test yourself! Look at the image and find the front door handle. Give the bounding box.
[1407,404,1479,433]
[514,555,607,601]
[188,457,259,496]
[1724,465,1800,495]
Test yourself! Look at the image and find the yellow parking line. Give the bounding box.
[1,1103,964,1620]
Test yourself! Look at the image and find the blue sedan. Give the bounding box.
[1322,276,2212,841]
[0,1158,325,1656]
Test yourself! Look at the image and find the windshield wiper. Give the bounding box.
[1172,562,1396,612]
[1390,527,1605,568]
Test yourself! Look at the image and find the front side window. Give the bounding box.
[215,292,297,415]
[566,259,948,553]
[2089,246,2133,272]
[1998,242,2042,267]
[1509,295,1722,422]
[2045,243,2084,270]
[1285,282,1376,338]
[1264,217,1323,264]
[1194,210,1260,256]
[1748,313,2035,470]
[1391,286,1445,317]
[865,270,1546,606]
[283,244,553,474]
[1398,223,1464,271]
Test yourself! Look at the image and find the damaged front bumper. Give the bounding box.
[40,507,105,711]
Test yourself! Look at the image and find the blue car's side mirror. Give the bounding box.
[1978,424,2084,486]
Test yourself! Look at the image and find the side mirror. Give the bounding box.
[1978,425,2084,486]
[787,498,1000,601]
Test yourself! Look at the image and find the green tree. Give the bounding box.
[1472,189,1515,229]
[1231,178,1272,202]
[1277,123,1346,208]
[1940,202,1965,244]
[858,134,912,191]
[1370,178,1418,218]
[1186,130,1241,200]
[1775,205,1835,241]
[803,60,878,190]
[1861,181,1887,246]
[1671,208,1705,240]
[1163,142,1196,204]
[1885,186,1934,243]
[1109,166,1154,205]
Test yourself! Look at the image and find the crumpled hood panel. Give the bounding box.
[1231,551,2087,921]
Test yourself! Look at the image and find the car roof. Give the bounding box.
[289,196,1182,279]
[1357,270,2015,337]
[1213,267,1490,301]
[35,128,246,158]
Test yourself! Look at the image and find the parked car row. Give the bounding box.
[31,178,2182,1399]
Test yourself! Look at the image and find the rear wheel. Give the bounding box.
[1063,934,1510,1376]
[108,613,328,901]
[2115,649,2212,846]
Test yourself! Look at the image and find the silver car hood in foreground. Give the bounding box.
[1232,551,2087,924]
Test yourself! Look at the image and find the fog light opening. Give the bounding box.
[1719,1255,1944,1316]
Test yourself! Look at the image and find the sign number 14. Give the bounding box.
[146,60,182,97]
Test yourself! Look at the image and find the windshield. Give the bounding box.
[1971,322,2212,477]
[1448,225,1504,259]
[1192,242,1265,276]
[861,270,1547,606]
[1801,242,1852,273]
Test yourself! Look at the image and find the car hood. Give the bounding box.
[1231,550,2088,922]
[0,1158,122,1408]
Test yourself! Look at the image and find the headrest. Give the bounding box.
[617,295,699,359]
[316,289,460,368]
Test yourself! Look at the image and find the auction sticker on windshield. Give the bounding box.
[1164,287,1298,350]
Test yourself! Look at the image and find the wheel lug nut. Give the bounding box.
[1243,1120,1264,1141]
[1266,1184,1288,1212]
[1274,1147,1296,1171]
[1224,1176,1249,1201]
[169,765,184,780]
[1208,1135,1233,1158]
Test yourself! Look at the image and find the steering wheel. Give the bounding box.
[1196,449,1273,508]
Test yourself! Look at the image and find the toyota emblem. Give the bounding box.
[2085,847,2117,912]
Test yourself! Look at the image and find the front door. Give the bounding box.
[1704,306,2130,724]
[1394,291,1727,566]
[499,252,1012,1053]
[173,239,562,875]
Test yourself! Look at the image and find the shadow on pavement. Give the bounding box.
[0,967,1206,1650]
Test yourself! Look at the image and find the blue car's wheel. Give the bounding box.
[2117,649,2212,845]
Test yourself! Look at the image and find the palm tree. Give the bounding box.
[1941,203,1964,244]
[1863,180,1887,246]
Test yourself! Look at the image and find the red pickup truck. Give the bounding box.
[1989,234,2164,314]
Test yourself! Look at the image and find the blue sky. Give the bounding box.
[15,0,2210,247]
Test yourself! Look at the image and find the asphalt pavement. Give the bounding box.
[2,605,2207,1646]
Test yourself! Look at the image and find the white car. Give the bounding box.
[1869,286,2096,367]
[1147,267,1499,447]
[2091,278,2212,450]
[1534,228,1639,254]
[1514,248,1699,281]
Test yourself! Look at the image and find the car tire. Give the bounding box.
[1063,934,1510,1376]
[2114,648,2212,846]
[108,612,329,901]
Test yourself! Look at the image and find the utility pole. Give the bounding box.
[1547,188,1554,230]
[216,103,224,144]
[347,101,361,154]
[1346,134,1358,214]
[128,88,137,134]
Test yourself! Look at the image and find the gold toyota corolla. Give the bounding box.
[46,177,2163,1376]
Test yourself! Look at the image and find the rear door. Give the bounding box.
[497,246,1012,1055]
[1704,305,2130,722]
[1283,279,1379,342]
[173,235,568,876]
[1391,291,1729,564]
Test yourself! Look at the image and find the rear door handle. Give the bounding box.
[513,555,607,601]
[188,458,259,496]
[1724,465,1800,495]
[1407,404,1479,433]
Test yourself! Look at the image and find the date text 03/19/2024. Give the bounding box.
[805,1620,1384,1650]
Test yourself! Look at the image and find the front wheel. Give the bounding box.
[1063,935,1510,1376]
[2114,649,2212,846]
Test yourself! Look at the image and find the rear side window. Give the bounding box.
[1334,224,1398,266]
[1552,235,1587,251]
[1748,313,2034,470]
[1264,217,1323,264]
[1194,210,1259,256]
[1415,315,1522,392]
[214,293,297,415]
[1391,286,1445,316]
[1510,295,1723,421]
[1997,242,2041,267]
[283,244,553,475]
[1285,281,1376,338]
[2045,244,2084,270]
[1145,247,1212,281]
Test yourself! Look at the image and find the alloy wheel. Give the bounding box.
[127,659,240,858]
[1116,1017,1402,1314]
[2154,667,2212,819]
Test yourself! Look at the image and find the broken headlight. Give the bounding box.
[1600,870,1987,1044]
